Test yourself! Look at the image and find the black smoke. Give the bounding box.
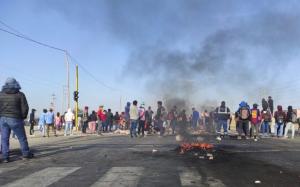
[36,0,300,109]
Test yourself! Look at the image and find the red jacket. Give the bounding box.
[97,109,106,122]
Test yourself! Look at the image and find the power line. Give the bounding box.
[0,20,120,92]
[0,27,66,52]
[66,53,119,91]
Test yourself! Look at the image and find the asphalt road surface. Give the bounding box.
[1,133,300,187]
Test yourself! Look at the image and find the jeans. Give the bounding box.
[238,120,249,136]
[275,122,284,137]
[250,123,259,137]
[170,120,177,134]
[29,121,35,135]
[82,121,88,133]
[192,120,198,130]
[138,120,145,136]
[157,119,165,136]
[130,120,138,137]
[0,117,30,159]
[262,121,270,135]
[46,123,56,137]
[65,121,73,135]
[102,121,107,132]
[216,120,228,135]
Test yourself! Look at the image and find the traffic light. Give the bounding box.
[73,91,79,101]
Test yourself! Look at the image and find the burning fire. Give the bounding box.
[180,142,214,154]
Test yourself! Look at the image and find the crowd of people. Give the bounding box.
[25,96,300,141]
[214,97,300,141]
[1,77,300,163]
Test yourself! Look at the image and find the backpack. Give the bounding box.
[251,109,259,124]
[240,107,250,120]
[291,112,297,123]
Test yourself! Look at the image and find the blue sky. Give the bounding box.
[1,0,300,114]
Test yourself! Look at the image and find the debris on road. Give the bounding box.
[254,180,261,184]
[152,149,158,153]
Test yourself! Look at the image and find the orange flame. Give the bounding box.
[180,142,213,154]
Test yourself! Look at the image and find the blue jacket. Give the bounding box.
[192,111,200,121]
[38,113,46,125]
[45,112,54,124]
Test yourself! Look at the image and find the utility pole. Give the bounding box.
[50,94,56,111]
[62,85,67,113]
[65,52,70,109]
[75,65,79,131]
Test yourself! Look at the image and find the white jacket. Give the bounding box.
[65,109,75,122]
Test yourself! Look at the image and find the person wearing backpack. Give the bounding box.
[261,108,272,137]
[284,106,296,139]
[274,105,286,138]
[250,104,261,141]
[236,101,251,140]
[214,101,231,141]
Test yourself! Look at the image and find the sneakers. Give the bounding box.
[22,153,34,161]
[3,158,9,163]
[237,136,242,140]
[254,138,258,142]
[216,137,222,141]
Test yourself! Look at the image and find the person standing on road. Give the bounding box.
[29,109,36,135]
[284,106,297,139]
[38,109,47,137]
[274,105,286,138]
[138,104,146,137]
[169,106,178,135]
[97,106,106,133]
[261,108,272,137]
[125,102,131,130]
[82,106,89,134]
[156,101,166,136]
[236,101,251,140]
[268,96,274,115]
[89,110,98,134]
[250,104,261,141]
[55,112,62,131]
[113,112,120,130]
[130,100,139,138]
[45,108,56,137]
[0,77,33,163]
[106,109,114,132]
[145,106,153,133]
[64,108,75,136]
[191,108,200,131]
[215,101,231,141]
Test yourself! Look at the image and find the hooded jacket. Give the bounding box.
[274,105,286,123]
[286,106,296,123]
[0,80,29,119]
[64,109,75,122]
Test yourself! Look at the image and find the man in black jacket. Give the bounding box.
[0,78,33,163]
[29,109,36,135]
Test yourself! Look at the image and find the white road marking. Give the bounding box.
[206,177,226,187]
[90,167,144,187]
[3,167,80,187]
[178,167,203,186]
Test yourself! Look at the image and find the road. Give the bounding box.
[1,132,300,187]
